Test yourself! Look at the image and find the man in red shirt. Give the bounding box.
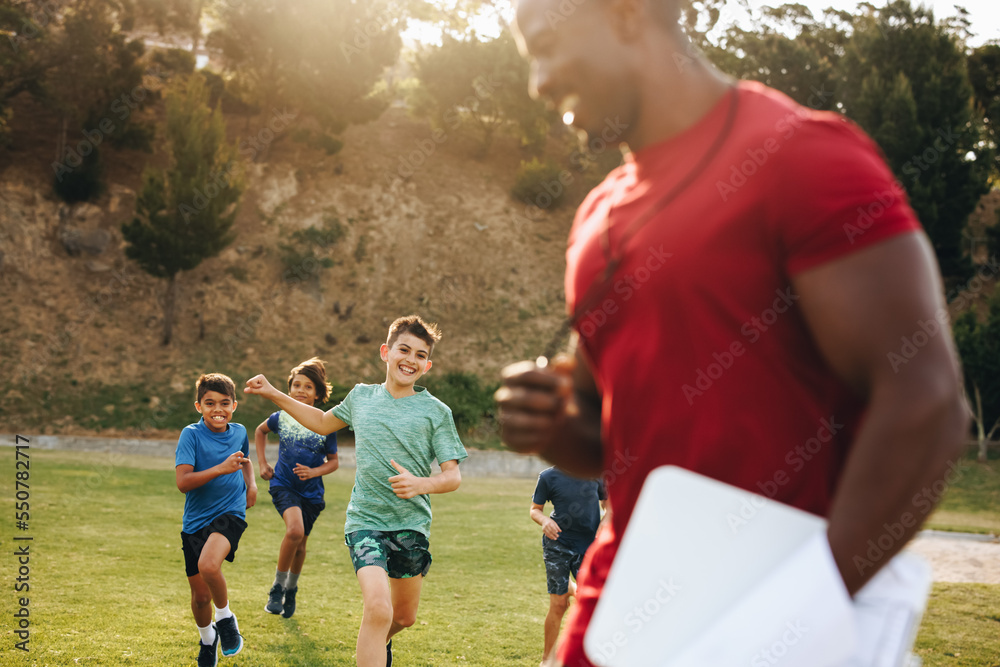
[496,1,969,665]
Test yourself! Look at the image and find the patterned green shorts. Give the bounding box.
[345,529,432,578]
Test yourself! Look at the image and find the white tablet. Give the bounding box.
[584,465,856,667]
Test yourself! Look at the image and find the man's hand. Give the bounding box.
[293,463,316,480]
[218,452,247,475]
[244,375,278,400]
[389,460,426,499]
[259,462,274,480]
[541,516,562,541]
[495,354,575,454]
[246,485,257,509]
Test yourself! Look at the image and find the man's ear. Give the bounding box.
[194,401,201,413]
[380,344,389,362]
[423,360,433,374]
[231,400,238,412]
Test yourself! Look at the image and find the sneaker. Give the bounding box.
[215,614,244,657]
[281,587,297,619]
[197,626,219,667]
[386,639,392,667]
[265,584,284,615]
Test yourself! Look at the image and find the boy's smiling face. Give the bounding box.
[196,390,237,432]
[381,332,432,390]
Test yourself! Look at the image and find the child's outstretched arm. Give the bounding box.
[388,459,461,499]
[244,375,348,435]
[293,453,340,481]
[176,452,247,492]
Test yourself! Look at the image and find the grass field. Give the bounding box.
[2,449,999,666]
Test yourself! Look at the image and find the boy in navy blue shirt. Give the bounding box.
[176,373,257,667]
[530,466,606,665]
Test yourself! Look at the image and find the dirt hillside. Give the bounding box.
[0,98,585,436]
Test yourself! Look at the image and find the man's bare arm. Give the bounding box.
[793,232,969,595]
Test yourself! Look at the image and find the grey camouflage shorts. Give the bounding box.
[543,538,584,595]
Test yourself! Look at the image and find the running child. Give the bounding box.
[255,357,340,618]
[244,315,467,667]
[176,373,256,667]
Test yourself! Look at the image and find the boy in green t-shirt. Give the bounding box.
[245,315,467,667]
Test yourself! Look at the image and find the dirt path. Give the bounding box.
[907,530,1000,584]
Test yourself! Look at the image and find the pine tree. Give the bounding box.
[122,74,244,345]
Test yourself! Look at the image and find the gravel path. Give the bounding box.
[907,530,1000,583]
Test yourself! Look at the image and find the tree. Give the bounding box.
[704,3,847,111]
[967,43,1000,259]
[122,75,244,345]
[412,28,550,155]
[968,43,1000,181]
[953,291,1000,461]
[0,1,53,148]
[207,0,404,159]
[839,1,990,280]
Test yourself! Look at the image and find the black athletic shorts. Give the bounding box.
[181,513,247,577]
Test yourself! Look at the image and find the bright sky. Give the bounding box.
[404,1,1000,47]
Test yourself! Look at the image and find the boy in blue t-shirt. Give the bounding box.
[176,373,257,667]
[530,466,607,664]
[254,357,339,618]
[245,315,467,667]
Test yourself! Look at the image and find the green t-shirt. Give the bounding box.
[332,383,468,537]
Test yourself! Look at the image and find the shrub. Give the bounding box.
[152,48,196,77]
[317,134,344,155]
[511,158,565,209]
[54,147,104,203]
[423,372,500,436]
[279,215,344,284]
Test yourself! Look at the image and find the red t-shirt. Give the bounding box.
[558,81,921,666]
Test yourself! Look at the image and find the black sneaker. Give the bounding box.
[197,626,219,667]
[265,584,284,615]
[216,614,244,657]
[281,587,297,619]
[386,639,392,667]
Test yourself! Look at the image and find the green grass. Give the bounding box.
[1,450,544,666]
[3,450,999,666]
[915,584,1000,666]
[926,451,1000,534]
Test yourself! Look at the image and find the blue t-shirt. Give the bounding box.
[331,383,468,537]
[532,467,607,554]
[175,419,250,534]
[266,410,338,503]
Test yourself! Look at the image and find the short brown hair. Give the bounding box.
[386,315,442,355]
[287,357,333,406]
[195,373,236,402]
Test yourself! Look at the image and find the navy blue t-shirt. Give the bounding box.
[532,467,607,554]
[175,419,250,533]
[266,410,338,503]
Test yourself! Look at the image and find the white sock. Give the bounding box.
[214,603,233,621]
[286,572,300,590]
[198,623,216,645]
